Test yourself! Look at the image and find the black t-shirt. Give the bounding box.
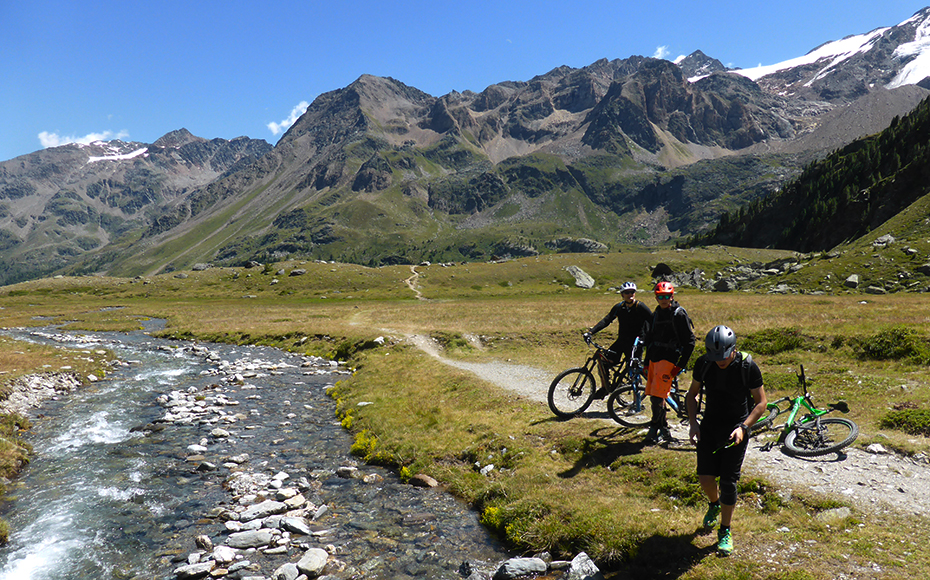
[694,352,763,433]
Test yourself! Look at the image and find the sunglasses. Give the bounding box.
[621,290,635,295]
[656,294,673,300]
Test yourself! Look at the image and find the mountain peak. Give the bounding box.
[676,50,729,80]
[153,128,206,148]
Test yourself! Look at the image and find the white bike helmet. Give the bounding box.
[620,281,637,293]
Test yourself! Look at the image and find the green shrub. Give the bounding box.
[741,326,806,355]
[880,408,930,436]
[852,325,930,363]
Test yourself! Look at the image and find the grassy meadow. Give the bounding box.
[1,248,930,578]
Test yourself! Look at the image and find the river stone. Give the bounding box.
[409,473,438,488]
[284,493,307,508]
[492,557,548,579]
[173,560,215,579]
[213,545,237,564]
[336,466,359,479]
[273,562,301,580]
[297,548,329,576]
[282,516,313,535]
[562,552,605,580]
[226,529,275,548]
[240,499,288,521]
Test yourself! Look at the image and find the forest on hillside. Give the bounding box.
[687,96,930,252]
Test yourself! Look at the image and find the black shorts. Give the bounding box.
[603,342,626,365]
[696,428,747,480]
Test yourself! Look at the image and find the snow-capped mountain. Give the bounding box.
[726,7,930,102]
[3,9,930,283]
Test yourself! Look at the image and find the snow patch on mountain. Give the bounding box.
[888,14,930,88]
[87,147,148,163]
[734,27,889,83]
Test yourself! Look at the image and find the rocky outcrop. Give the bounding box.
[546,237,608,254]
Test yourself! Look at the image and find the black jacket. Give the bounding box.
[645,299,695,369]
[590,299,652,356]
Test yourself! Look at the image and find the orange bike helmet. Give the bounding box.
[654,281,675,295]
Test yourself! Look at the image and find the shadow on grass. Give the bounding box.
[556,425,648,479]
[604,528,716,580]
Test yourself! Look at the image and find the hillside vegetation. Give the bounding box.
[690,96,930,252]
[2,248,930,578]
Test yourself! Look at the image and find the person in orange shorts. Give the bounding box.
[643,281,695,443]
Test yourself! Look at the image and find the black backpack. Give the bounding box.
[650,303,694,355]
[698,351,753,386]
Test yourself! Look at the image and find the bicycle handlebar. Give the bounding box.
[582,332,643,362]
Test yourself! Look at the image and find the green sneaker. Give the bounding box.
[717,526,733,556]
[702,502,721,529]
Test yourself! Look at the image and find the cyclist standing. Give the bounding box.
[584,281,652,399]
[644,281,695,443]
[685,325,767,556]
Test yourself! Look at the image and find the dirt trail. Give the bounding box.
[403,266,425,300]
[405,334,930,518]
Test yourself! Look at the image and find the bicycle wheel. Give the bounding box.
[548,368,596,418]
[750,405,781,433]
[607,384,652,427]
[783,417,859,457]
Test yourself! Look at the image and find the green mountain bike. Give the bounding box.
[756,365,859,457]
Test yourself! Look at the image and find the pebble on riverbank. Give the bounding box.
[0,372,85,416]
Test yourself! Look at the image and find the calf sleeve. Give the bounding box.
[650,396,667,426]
[720,476,739,506]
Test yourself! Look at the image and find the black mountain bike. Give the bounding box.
[547,334,630,418]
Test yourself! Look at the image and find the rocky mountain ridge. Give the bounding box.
[0,130,271,284]
[2,8,930,283]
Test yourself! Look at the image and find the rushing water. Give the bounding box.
[0,327,511,579]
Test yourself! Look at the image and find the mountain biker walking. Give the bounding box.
[644,281,695,444]
[685,325,768,556]
[584,281,652,398]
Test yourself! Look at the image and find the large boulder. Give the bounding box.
[565,266,595,289]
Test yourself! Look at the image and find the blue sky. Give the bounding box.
[1,1,928,162]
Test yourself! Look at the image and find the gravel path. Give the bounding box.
[407,334,930,518]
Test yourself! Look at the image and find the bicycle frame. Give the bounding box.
[764,365,850,443]
[611,337,685,417]
[583,335,630,392]
[773,395,828,440]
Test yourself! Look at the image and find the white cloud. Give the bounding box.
[267,101,310,136]
[38,130,129,149]
[653,45,670,60]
